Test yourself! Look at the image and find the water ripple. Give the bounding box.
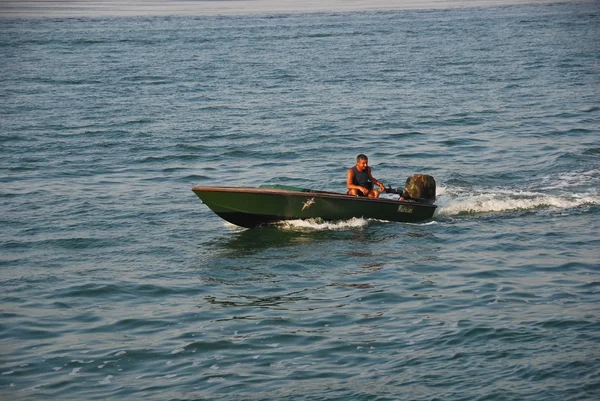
[1,3,599,401]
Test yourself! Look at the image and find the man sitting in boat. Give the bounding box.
[347,154,386,198]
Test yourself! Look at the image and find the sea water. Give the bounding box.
[1,2,599,400]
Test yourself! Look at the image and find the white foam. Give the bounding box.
[224,222,248,230]
[69,367,82,376]
[436,185,448,196]
[407,220,438,226]
[276,217,369,231]
[537,169,600,190]
[436,187,599,216]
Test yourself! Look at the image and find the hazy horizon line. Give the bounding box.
[0,0,587,19]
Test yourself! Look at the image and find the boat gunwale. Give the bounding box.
[191,186,437,209]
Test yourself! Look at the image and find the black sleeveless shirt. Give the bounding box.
[351,166,373,189]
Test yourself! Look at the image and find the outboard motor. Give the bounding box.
[402,174,436,204]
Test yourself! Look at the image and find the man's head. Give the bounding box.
[355,154,368,172]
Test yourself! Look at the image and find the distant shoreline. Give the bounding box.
[0,0,586,19]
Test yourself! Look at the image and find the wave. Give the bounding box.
[436,170,599,216]
[536,169,600,190]
[275,217,369,231]
[437,190,598,216]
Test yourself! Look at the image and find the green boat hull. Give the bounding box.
[192,186,437,228]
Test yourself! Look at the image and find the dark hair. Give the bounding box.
[357,154,368,161]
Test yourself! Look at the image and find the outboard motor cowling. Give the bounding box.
[403,174,436,204]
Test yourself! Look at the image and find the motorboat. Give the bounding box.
[192,174,437,228]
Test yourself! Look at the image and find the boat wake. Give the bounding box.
[275,217,369,231]
[436,169,600,216]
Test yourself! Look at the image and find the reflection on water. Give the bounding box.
[205,292,310,309]
[207,225,334,257]
[206,218,400,257]
[330,282,375,289]
[200,221,443,281]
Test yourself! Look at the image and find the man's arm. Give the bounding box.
[368,168,386,191]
